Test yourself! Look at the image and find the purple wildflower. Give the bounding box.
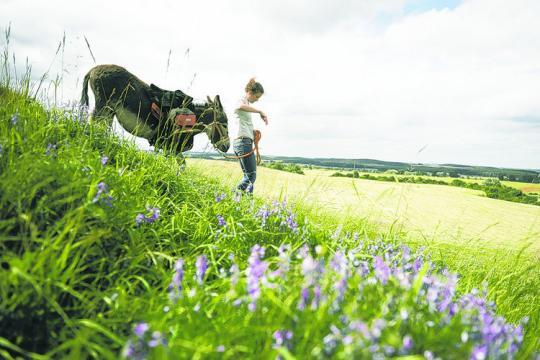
[373,256,391,285]
[285,211,298,233]
[215,193,226,202]
[217,215,226,227]
[256,206,271,227]
[148,331,166,348]
[413,257,423,272]
[135,213,146,226]
[311,284,322,310]
[135,206,160,225]
[216,345,225,352]
[168,259,184,301]
[10,112,18,125]
[124,323,167,359]
[246,245,268,311]
[134,323,149,338]
[92,182,107,203]
[402,335,413,352]
[101,155,109,165]
[470,346,487,360]
[273,329,293,350]
[147,207,159,221]
[195,255,208,285]
[122,340,137,359]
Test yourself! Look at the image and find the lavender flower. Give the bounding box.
[92,182,107,203]
[246,245,268,311]
[195,255,208,285]
[10,112,18,125]
[273,329,293,349]
[217,215,226,227]
[135,214,146,226]
[101,155,109,165]
[470,346,487,360]
[285,211,298,233]
[134,323,149,338]
[298,287,310,311]
[215,193,226,202]
[373,256,391,285]
[124,323,167,359]
[402,335,413,352]
[148,331,166,348]
[168,259,184,301]
[216,345,225,352]
[136,206,160,225]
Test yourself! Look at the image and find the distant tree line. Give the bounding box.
[331,172,539,206]
[261,161,304,175]
[188,153,540,184]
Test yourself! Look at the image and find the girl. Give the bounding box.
[233,78,268,194]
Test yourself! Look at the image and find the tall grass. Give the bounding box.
[0,41,538,359]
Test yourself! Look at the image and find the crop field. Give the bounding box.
[190,160,540,254]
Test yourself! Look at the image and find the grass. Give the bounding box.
[0,71,538,358]
[190,160,540,254]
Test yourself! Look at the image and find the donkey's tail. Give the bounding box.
[80,71,91,106]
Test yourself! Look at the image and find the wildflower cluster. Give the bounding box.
[123,322,167,359]
[92,181,113,206]
[255,198,299,233]
[138,239,525,359]
[135,206,160,226]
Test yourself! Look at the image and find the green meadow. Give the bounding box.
[190,160,540,254]
[1,73,539,358]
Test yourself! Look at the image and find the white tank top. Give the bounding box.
[234,96,254,140]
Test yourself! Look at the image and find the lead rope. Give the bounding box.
[222,130,262,165]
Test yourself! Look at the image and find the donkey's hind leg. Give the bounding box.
[175,154,186,176]
[91,98,115,127]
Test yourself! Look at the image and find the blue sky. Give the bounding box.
[404,0,462,13]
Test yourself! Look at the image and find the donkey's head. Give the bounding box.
[197,95,230,153]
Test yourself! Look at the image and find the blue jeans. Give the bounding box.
[233,138,256,193]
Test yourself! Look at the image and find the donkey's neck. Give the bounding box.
[193,102,212,125]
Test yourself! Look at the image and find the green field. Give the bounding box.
[190,160,540,254]
[321,169,540,194]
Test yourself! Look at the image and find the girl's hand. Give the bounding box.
[260,111,269,125]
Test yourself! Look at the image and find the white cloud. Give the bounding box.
[1,0,539,168]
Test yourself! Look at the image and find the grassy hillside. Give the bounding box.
[0,86,539,359]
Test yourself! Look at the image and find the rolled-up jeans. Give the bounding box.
[233,138,256,193]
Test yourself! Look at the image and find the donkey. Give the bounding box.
[80,64,230,154]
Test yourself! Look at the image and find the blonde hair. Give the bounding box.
[245,78,264,95]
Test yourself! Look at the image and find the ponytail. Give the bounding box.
[245,77,264,94]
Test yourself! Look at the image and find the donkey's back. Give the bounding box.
[81,64,151,118]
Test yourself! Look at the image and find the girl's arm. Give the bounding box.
[237,104,269,125]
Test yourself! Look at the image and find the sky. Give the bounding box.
[1,0,539,169]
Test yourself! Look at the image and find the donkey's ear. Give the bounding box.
[214,95,222,108]
[206,96,213,105]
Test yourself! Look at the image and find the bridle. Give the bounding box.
[195,100,262,165]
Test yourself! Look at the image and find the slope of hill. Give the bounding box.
[1,87,538,358]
